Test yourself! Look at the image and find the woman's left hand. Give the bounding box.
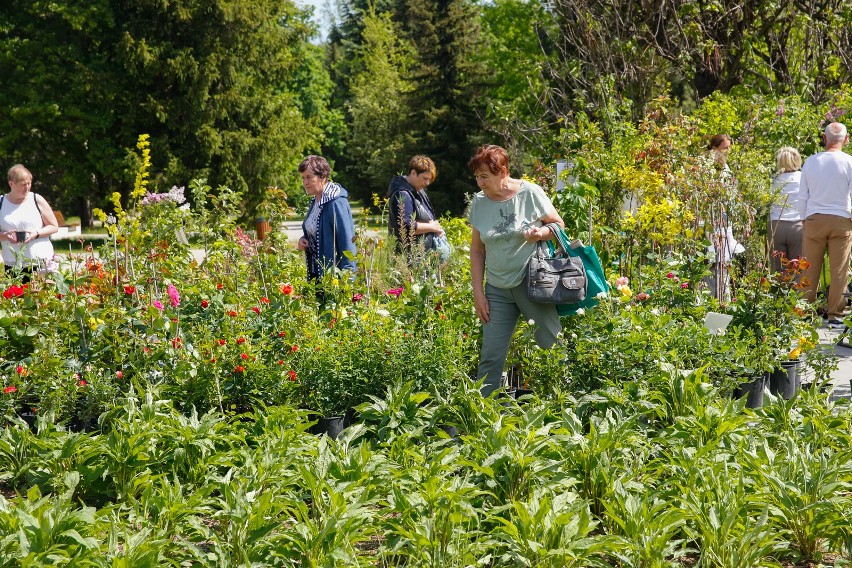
[522,226,550,242]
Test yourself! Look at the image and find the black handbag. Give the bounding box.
[526,227,587,305]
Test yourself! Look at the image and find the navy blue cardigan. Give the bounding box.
[302,185,357,281]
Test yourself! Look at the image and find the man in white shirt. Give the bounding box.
[799,122,852,326]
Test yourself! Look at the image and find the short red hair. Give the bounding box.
[467,144,509,175]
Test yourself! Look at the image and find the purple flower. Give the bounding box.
[167,283,180,308]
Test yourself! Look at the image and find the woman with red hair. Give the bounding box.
[467,145,565,396]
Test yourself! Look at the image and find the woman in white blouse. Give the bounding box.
[768,147,803,272]
[0,164,59,277]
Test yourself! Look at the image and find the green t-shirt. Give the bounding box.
[468,180,555,288]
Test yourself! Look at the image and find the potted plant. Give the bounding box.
[725,259,813,403]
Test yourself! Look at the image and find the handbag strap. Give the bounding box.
[545,223,572,254]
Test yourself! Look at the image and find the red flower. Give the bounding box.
[227,310,238,317]
[15,365,24,375]
[290,345,299,352]
[56,293,64,299]
[288,370,297,381]
[123,285,136,295]
[217,283,223,290]
[241,353,249,360]
[144,347,150,354]
[116,371,123,378]
[251,306,260,314]
[217,339,226,346]
[278,331,286,337]
[201,299,209,308]
[2,284,26,299]
[78,380,87,387]
[211,357,217,363]
[260,297,270,304]
[277,359,284,365]
[3,385,16,394]
[172,337,182,348]
[234,365,245,373]
[280,284,293,295]
[236,337,246,344]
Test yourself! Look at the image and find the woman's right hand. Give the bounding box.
[297,237,309,252]
[474,291,489,323]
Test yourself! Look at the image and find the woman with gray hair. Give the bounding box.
[769,146,804,272]
[296,155,357,284]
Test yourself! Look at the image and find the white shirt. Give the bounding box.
[769,171,802,222]
[799,150,852,219]
[0,193,55,266]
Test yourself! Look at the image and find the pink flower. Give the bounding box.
[387,287,404,297]
[615,276,629,288]
[352,293,363,303]
[153,300,164,310]
[167,284,180,308]
[681,282,689,289]
[116,371,123,379]
[666,272,675,279]
[78,380,86,387]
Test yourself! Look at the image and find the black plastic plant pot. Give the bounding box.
[309,415,346,439]
[734,373,768,409]
[769,360,800,400]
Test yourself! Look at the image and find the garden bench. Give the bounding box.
[50,210,82,240]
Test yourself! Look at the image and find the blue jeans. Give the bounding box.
[477,282,561,396]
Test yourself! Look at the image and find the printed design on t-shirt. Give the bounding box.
[492,209,516,236]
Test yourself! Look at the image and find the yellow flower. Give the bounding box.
[788,347,802,360]
[87,317,105,331]
[618,285,632,298]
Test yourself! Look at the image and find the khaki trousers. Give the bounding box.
[801,213,852,319]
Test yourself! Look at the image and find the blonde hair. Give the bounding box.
[7,164,32,183]
[774,146,802,173]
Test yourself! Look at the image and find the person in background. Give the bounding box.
[768,146,804,272]
[709,133,732,170]
[798,122,852,328]
[387,155,444,263]
[704,134,744,300]
[467,144,565,397]
[296,156,357,284]
[0,164,58,278]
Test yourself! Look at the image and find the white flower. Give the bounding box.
[412,283,422,294]
[376,308,390,317]
[571,333,578,340]
[651,308,660,316]
[527,318,535,325]
[575,308,585,315]
[596,292,608,300]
